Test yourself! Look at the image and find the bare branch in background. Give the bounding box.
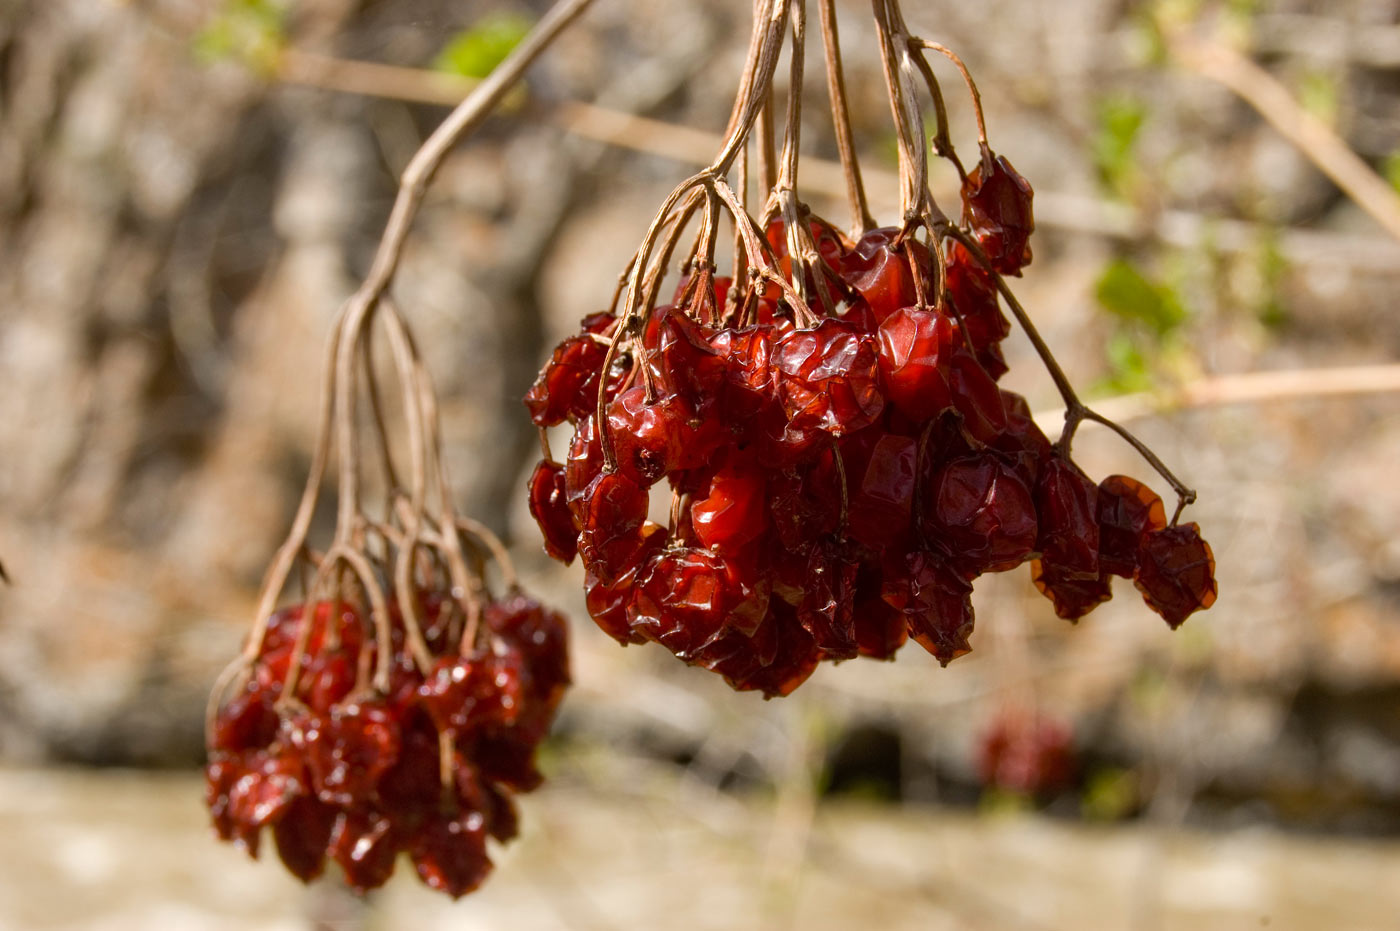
[275,49,1400,273]
[1170,31,1400,245]
[1034,363,1400,430]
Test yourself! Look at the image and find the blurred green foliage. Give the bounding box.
[194,0,286,70]
[1082,767,1139,822]
[1250,231,1290,329]
[1096,258,1186,336]
[434,13,534,79]
[1092,258,1190,395]
[1093,95,1147,200]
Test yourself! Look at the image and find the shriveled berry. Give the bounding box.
[629,547,768,660]
[766,448,842,549]
[691,453,769,551]
[1134,522,1217,628]
[296,704,401,807]
[419,654,523,737]
[271,795,337,882]
[710,324,778,423]
[881,550,974,665]
[963,152,1035,275]
[578,470,649,581]
[876,307,958,422]
[774,318,884,436]
[843,429,919,549]
[1034,457,1100,577]
[838,227,932,321]
[925,454,1038,574]
[1030,559,1112,622]
[411,809,492,899]
[1097,475,1167,578]
[524,333,609,427]
[796,540,860,659]
[646,306,724,408]
[563,417,604,524]
[211,685,279,753]
[329,809,400,893]
[583,522,665,644]
[944,242,1011,377]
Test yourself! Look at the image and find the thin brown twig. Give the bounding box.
[1032,362,1400,429]
[818,0,874,235]
[273,50,1400,271]
[1170,29,1400,245]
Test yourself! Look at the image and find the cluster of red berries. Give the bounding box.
[205,590,568,897]
[976,710,1077,797]
[524,154,1216,696]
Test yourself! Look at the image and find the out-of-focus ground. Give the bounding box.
[3,0,1400,927]
[5,765,1400,931]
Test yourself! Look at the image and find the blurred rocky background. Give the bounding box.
[2,0,1400,927]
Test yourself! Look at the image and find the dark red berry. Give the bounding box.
[1030,559,1113,622]
[1134,522,1217,628]
[880,550,974,664]
[876,307,958,422]
[1097,475,1166,578]
[963,152,1035,276]
[1034,457,1100,578]
[924,454,1038,574]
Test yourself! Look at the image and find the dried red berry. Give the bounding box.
[528,458,578,564]
[774,318,884,436]
[690,453,769,551]
[963,153,1035,275]
[524,331,610,427]
[1134,522,1217,628]
[876,307,958,422]
[1034,456,1100,578]
[881,550,975,664]
[629,547,768,660]
[1097,475,1167,578]
[1030,559,1113,622]
[924,454,1038,574]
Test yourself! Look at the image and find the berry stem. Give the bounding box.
[945,225,1198,515]
[817,0,875,236]
[915,40,989,155]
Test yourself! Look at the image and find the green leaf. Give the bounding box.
[1095,258,1187,336]
[434,13,534,79]
[1092,95,1147,199]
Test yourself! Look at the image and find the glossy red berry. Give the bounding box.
[629,547,769,660]
[528,459,578,564]
[876,307,958,422]
[774,318,884,436]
